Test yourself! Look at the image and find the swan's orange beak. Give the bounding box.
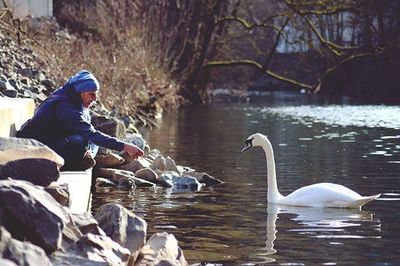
[241,139,252,153]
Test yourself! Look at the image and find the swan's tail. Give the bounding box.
[357,194,381,207]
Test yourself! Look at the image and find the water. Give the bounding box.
[92,101,400,265]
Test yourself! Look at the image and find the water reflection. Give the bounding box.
[93,103,400,264]
[252,203,381,263]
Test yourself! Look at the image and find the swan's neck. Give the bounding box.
[261,139,283,202]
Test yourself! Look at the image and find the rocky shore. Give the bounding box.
[0,16,222,266]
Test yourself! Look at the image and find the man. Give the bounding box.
[17,70,144,170]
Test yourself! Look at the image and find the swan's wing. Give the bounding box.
[280,183,372,208]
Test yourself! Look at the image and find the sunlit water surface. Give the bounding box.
[92,102,400,265]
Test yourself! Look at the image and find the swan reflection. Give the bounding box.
[252,203,380,263]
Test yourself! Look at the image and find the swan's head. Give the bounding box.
[241,133,268,152]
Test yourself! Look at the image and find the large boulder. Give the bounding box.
[68,233,131,265]
[0,179,72,253]
[0,137,63,186]
[94,152,124,168]
[135,232,188,266]
[95,203,147,262]
[91,114,126,139]
[0,226,51,266]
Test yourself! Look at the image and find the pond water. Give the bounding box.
[92,98,400,265]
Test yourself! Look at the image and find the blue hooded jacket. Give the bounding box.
[17,70,125,151]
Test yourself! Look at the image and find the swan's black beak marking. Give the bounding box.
[241,138,253,153]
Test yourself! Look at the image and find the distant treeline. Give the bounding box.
[53,0,400,104]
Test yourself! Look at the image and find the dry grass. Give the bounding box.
[1,12,183,122]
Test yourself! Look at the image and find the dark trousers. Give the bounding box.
[46,134,99,170]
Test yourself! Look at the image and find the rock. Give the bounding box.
[120,157,151,172]
[44,182,70,207]
[95,203,147,262]
[95,167,156,188]
[0,79,15,92]
[174,175,203,191]
[186,171,223,186]
[135,168,158,183]
[0,226,51,266]
[68,233,131,265]
[135,232,188,266]
[0,137,63,187]
[0,179,70,253]
[94,152,125,168]
[0,258,17,266]
[40,79,54,91]
[117,177,136,190]
[121,133,149,151]
[146,149,163,161]
[159,172,203,191]
[91,114,126,139]
[151,155,166,171]
[95,167,134,183]
[95,177,117,188]
[70,212,106,236]
[119,150,135,164]
[0,158,60,187]
[165,156,180,174]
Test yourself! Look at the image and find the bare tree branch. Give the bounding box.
[203,59,313,89]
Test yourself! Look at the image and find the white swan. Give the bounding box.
[241,133,380,209]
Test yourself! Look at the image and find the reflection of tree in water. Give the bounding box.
[251,203,381,263]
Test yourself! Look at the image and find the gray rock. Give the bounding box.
[121,133,149,151]
[0,137,63,187]
[117,177,137,190]
[135,232,188,266]
[0,179,69,253]
[44,182,70,207]
[2,89,18,98]
[94,153,124,168]
[95,177,117,188]
[0,226,51,266]
[186,171,223,186]
[95,203,147,261]
[70,212,106,236]
[68,233,131,265]
[91,114,126,138]
[0,79,15,92]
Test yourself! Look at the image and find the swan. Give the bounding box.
[241,133,380,209]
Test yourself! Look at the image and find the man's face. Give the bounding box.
[80,91,98,108]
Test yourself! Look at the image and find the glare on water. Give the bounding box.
[92,102,400,264]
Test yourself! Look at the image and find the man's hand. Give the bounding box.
[123,143,144,159]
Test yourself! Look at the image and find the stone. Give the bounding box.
[44,182,70,207]
[0,137,63,187]
[165,156,180,174]
[135,232,188,266]
[95,177,117,188]
[95,203,147,261]
[94,153,125,168]
[120,157,151,172]
[68,233,130,265]
[186,171,223,186]
[70,212,106,236]
[0,179,69,253]
[135,168,158,183]
[2,89,18,98]
[117,177,136,190]
[91,114,126,138]
[121,133,149,151]
[0,226,51,266]
[151,155,166,171]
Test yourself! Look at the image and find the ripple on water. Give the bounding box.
[265,105,400,129]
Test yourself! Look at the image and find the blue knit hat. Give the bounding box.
[69,70,100,93]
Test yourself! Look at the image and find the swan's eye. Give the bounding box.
[245,139,253,146]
